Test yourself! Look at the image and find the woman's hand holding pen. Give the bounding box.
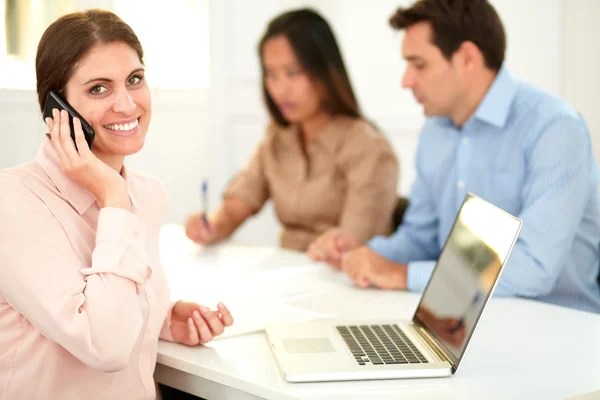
[185,180,219,244]
[185,212,218,244]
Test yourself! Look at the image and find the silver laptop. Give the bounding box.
[266,193,522,382]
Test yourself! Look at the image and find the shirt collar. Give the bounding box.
[36,137,139,214]
[121,166,141,211]
[472,64,519,128]
[278,116,343,154]
[431,64,519,130]
[312,118,341,153]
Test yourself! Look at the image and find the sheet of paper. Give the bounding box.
[213,302,334,340]
[160,225,279,278]
[159,225,341,339]
[168,264,336,306]
[162,245,277,274]
[167,264,339,340]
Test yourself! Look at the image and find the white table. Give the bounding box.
[155,225,600,400]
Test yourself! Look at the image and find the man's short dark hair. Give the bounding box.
[390,0,506,71]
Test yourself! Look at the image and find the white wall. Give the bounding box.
[125,90,210,225]
[564,0,600,163]
[1,0,597,246]
[0,90,44,167]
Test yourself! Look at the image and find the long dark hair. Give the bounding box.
[258,8,362,126]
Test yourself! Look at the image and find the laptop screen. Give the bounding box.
[413,193,521,369]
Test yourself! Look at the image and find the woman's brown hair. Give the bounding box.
[258,8,362,126]
[35,9,144,113]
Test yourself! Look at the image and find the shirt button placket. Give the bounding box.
[456,132,470,206]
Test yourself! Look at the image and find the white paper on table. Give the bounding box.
[213,302,334,340]
[166,264,338,340]
[162,246,277,275]
[168,264,336,306]
[159,224,280,275]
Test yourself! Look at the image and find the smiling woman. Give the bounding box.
[35,14,151,167]
[0,9,230,400]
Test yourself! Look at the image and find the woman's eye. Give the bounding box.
[89,85,107,95]
[128,75,144,85]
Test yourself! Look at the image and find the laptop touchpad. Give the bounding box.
[282,338,335,354]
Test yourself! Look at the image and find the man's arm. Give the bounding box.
[368,125,440,290]
[494,115,597,297]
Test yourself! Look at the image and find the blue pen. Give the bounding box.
[201,180,210,229]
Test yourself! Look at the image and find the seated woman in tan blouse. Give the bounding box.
[185,8,399,252]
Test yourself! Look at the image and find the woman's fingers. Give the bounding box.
[186,317,200,345]
[73,117,92,157]
[217,302,234,327]
[47,110,71,169]
[58,110,79,164]
[192,310,213,344]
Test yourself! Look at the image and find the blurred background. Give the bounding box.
[1,0,599,245]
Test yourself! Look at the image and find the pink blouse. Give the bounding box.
[0,138,174,399]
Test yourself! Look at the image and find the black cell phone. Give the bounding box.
[43,91,95,150]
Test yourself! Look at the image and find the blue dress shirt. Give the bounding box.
[369,66,600,313]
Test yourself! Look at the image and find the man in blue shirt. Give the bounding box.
[308,0,600,313]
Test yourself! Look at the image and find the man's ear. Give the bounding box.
[456,40,484,71]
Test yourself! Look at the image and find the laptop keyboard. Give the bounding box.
[336,324,429,366]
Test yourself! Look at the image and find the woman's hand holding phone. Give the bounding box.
[46,109,131,211]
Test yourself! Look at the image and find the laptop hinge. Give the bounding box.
[414,325,457,370]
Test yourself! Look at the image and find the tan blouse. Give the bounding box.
[224,116,399,251]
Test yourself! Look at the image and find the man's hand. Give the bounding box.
[341,246,407,290]
[308,228,361,269]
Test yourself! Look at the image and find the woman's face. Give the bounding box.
[262,35,324,123]
[63,41,151,158]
